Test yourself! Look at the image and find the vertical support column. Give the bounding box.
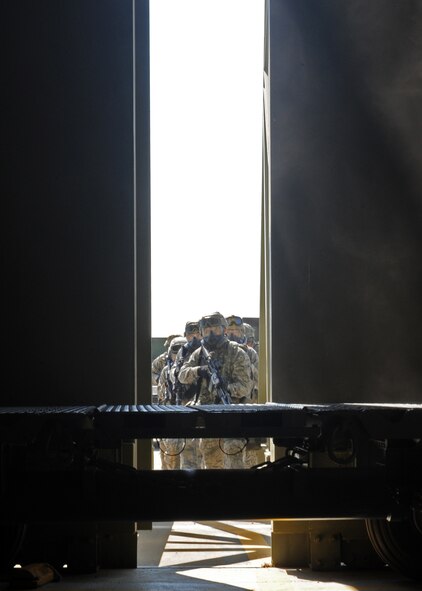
[134,0,153,530]
[259,1,271,406]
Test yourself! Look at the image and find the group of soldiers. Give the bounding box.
[151,312,260,470]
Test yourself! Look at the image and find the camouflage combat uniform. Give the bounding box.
[157,356,174,404]
[178,337,252,469]
[157,337,187,470]
[240,344,259,399]
[152,334,182,386]
[239,343,261,468]
[225,315,261,469]
[170,339,203,469]
[157,361,181,469]
[151,352,167,386]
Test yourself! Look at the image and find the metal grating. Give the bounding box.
[0,403,421,442]
[0,406,97,415]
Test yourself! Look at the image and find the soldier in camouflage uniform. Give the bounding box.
[226,315,259,401]
[151,334,181,386]
[170,322,202,404]
[226,315,260,468]
[244,323,258,353]
[178,312,252,469]
[158,336,186,469]
[169,321,203,469]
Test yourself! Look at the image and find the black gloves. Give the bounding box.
[197,366,209,379]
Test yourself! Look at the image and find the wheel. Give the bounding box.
[366,517,422,580]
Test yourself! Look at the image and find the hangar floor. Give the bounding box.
[7,519,420,591]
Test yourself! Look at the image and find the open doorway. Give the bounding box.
[150,0,264,340]
[144,1,266,566]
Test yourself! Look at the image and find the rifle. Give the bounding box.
[201,345,232,405]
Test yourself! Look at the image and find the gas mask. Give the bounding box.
[202,331,225,349]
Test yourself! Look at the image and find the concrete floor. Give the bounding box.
[138,520,272,568]
[23,566,421,591]
[7,519,420,591]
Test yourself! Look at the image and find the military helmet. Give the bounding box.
[184,320,200,336]
[226,315,245,336]
[243,323,255,341]
[168,336,187,356]
[199,312,228,334]
[164,334,181,347]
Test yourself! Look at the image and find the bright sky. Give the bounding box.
[150,0,265,337]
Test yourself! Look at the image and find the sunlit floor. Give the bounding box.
[138,520,272,568]
[27,519,421,591]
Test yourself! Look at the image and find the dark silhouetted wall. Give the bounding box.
[3,0,150,406]
[268,1,422,403]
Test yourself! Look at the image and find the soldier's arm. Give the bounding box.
[151,353,165,385]
[226,345,253,401]
[250,348,259,370]
[178,349,202,385]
